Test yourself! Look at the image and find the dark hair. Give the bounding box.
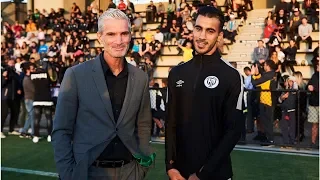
[196,6,225,32]
[244,66,251,71]
[265,60,277,71]
[257,40,264,43]
[301,16,308,21]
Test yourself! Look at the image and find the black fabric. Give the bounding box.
[31,69,52,103]
[34,106,52,137]
[97,52,132,161]
[1,99,20,132]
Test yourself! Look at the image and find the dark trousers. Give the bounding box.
[246,91,254,132]
[34,106,52,137]
[296,36,313,50]
[281,60,296,73]
[1,99,21,132]
[280,111,296,144]
[259,103,274,141]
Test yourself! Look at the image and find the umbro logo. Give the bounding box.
[176,80,184,87]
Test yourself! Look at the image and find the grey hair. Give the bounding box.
[98,8,131,33]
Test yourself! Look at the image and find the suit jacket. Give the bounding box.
[253,47,269,62]
[52,55,153,180]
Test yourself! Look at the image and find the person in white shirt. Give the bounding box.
[275,46,285,63]
[37,28,45,41]
[154,28,164,43]
[296,17,313,51]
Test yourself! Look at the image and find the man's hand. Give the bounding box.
[17,90,22,95]
[281,92,289,100]
[188,173,200,180]
[308,85,314,92]
[2,71,8,77]
[168,169,186,180]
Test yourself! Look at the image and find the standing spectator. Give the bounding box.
[307,64,319,148]
[251,60,277,144]
[296,17,313,51]
[283,39,297,73]
[253,40,269,63]
[278,76,297,145]
[31,66,54,143]
[20,62,35,138]
[289,8,303,40]
[157,2,166,23]
[1,59,23,137]
[146,1,157,23]
[244,67,257,133]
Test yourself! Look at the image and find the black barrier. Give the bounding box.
[149,88,319,150]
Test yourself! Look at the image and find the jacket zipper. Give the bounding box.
[193,55,203,92]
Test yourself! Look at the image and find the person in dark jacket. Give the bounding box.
[282,39,297,73]
[307,64,319,148]
[1,59,23,138]
[278,76,298,145]
[166,6,244,180]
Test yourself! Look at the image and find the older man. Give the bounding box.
[52,9,155,180]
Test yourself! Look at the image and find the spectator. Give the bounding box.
[243,66,256,133]
[224,13,238,43]
[289,8,303,40]
[191,5,198,21]
[79,18,88,32]
[26,19,37,34]
[139,38,150,58]
[253,40,269,63]
[170,20,181,44]
[149,36,162,63]
[20,62,36,138]
[38,40,48,55]
[48,41,59,57]
[270,51,282,76]
[160,20,170,44]
[20,42,29,60]
[12,21,23,36]
[126,0,135,13]
[275,9,288,39]
[145,28,154,43]
[309,0,319,30]
[311,42,319,70]
[7,43,14,57]
[268,29,282,54]
[34,9,41,21]
[177,41,193,62]
[264,19,277,41]
[307,64,319,148]
[132,13,143,37]
[37,28,46,41]
[278,76,298,145]
[71,2,81,15]
[15,58,23,73]
[128,56,137,67]
[146,1,157,23]
[283,40,297,73]
[37,14,48,30]
[28,33,39,44]
[157,2,166,23]
[296,17,313,51]
[167,0,176,18]
[26,10,35,25]
[70,19,78,32]
[154,28,164,43]
[1,59,23,137]
[276,0,289,14]
[126,9,134,23]
[30,48,40,62]
[52,19,62,33]
[42,9,49,18]
[13,43,22,59]
[251,60,277,144]
[181,6,190,24]
[118,0,127,11]
[289,0,300,14]
[275,46,285,63]
[264,11,274,26]
[83,43,91,61]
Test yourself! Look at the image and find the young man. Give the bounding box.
[52,9,154,180]
[166,6,244,180]
[296,17,313,51]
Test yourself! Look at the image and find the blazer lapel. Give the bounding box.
[92,57,115,123]
[116,65,135,126]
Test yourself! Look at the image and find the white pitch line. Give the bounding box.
[1,167,58,177]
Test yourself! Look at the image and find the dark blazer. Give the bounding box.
[52,55,153,180]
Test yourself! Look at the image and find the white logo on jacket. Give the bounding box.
[176,80,184,87]
[204,76,219,89]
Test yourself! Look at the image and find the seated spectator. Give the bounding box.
[37,28,46,41]
[145,28,154,43]
[132,13,143,37]
[126,9,134,23]
[117,0,127,11]
[20,42,30,59]
[268,29,282,54]
[169,19,181,44]
[48,41,59,57]
[311,42,319,71]
[30,48,40,62]
[42,9,49,18]
[37,14,48,30]
[296,17,313,51]
[83,43,91,61]
[270,51,282,75]
[34,9,41,21]
[263,19,277,41]
[154,28,164,43]
[12,21,23,36]
[29,41,38,51]
[128,56,137,67]
[181,6,190,24]
[26,19,37,37]
[38,40,48,59]
[5,32,15,45]
[3,21,13,35]
[264,11,274,26]
[179,0,189,11]
[237,0,248,23]
[127,0,135,13]
[70,19,78,32]
[275,0,289,15]
[149,36,162,63]
[309,0,319,30]
[275,45,285,63]
[190,6,198,21]
[283,39,297,73]
[146,1,157,23]
[108,1,117,9]
[15,57,23,73]
[52,19,62,33]
[275,9,288,39]
[289,8,303,40]
[185,17,194,31]
[177,41,193,62]
[253,40,269,63]
[178,26,190,45]
[79,18,88,32]
[139,38,150,58]
[224,13,238,43]
[13,43,22,58]
[28,33,39,44]
[160,20,170,44]
[7,43,14,57]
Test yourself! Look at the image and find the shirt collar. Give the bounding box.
[100,51,128,76]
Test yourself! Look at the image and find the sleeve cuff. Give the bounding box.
[166,162,175,172]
